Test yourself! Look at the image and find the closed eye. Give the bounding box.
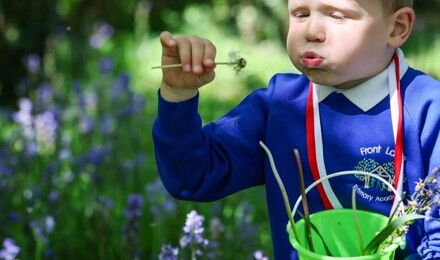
[291,10,310,22]
[330,11,347,20]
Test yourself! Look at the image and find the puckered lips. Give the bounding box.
[301,51,324,67]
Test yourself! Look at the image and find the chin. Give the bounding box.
[303,73,334,86]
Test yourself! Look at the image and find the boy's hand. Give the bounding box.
[159,31,217,102]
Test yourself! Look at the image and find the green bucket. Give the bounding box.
[288,209,399,259]
[287,171,403,259]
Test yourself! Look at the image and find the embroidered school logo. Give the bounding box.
[354,159,395,192]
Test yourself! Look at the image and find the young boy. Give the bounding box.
[152,0,440,259]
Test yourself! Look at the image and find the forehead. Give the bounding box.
[288,0,384,15]
[288,0,380,9]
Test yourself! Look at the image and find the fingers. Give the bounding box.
[175,37,192,72]
[160,31,216,75]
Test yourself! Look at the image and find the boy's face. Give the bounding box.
[287,0,395,89]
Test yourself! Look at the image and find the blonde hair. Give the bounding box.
[380,0,414,13]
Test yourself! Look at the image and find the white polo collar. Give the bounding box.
[317,49,409,112]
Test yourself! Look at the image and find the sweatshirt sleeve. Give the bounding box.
[414,74,440,259]
[152,85,273,202]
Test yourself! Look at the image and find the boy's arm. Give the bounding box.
[152,88,269,201]
[152,32,269,201]
[416,78,440,259]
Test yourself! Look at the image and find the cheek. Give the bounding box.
[286,27,300,54]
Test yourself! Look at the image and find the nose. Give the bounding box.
[304,16,326,42]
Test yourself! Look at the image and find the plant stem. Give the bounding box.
[151,61,238,69]
[294,149,314,252]
[352,188,364,255]
[259,141,301,245]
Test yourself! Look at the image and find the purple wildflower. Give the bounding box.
[89,22,114,48]
[145,178,176,221]
[7,213,21,223]
[25,53,41,73]
[99,57,114,74]
[123,194,143,259]
[87,145,111,165]
[125,194,143,220]
[13,98,34,139]
[99,196,114,210]
[79,115,94,134]
[48,190,59,203]
[24,143,39,158]
[31,215,55,245]
[253,250,269,260]
[34,111,58,153]
[158,245,179,260]
[100,116,114,135]
[120,95,145,118]
[111,73,131,101]
[36,82,54,105]
[0,238,20,260]
[180,210,209,258]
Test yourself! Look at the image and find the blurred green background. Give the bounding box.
[0,1,439,259]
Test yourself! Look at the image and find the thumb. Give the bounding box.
[159,31,177,48]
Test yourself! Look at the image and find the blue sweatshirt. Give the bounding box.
[153,60,440,259]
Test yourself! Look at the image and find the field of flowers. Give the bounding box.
[0,17,285,259]
[0,4,439,260]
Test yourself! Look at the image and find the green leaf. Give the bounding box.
[363,214,426,255]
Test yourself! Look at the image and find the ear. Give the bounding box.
[388,7,415,48]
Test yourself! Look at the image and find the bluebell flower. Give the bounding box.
[100,116,114,135]
[34,111,58,153]
[253,250,269,260]
[0,238,20,260]
[48,190,59,203]
[158,245,179,260]
[31,215,55,245]
[125,194,143,220]
[24,143,39,158]
[120,95,145,118]
[87,145,111,165]
[89,22,114,48]
[99,196,114,210]
[25,54,41,73]
[99,57,114,75]
[79,115,94,134]
[13,98,34,139]
[7,213,21,223]
[36,82,54,106]
[111,73,131,101]
[180,210,209,256]
[123,194,143,259]
[145,178,176,220]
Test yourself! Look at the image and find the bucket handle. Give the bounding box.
[291,170,403,221]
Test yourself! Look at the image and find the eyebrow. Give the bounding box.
[289,1,361,15]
